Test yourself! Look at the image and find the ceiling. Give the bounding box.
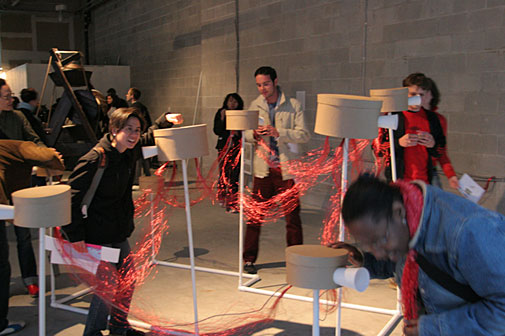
[0,0,94,13]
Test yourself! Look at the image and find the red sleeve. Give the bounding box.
[433,112,456,178]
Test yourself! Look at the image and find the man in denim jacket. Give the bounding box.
[341,175,505,336]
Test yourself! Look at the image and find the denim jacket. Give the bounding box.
[365,181,505,336]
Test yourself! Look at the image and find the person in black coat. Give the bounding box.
[62,107,178,336]
[213,93,243,212]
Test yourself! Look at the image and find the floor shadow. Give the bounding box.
[256,261,286,271]
[173,246,209,258]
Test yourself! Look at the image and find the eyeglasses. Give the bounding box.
[362,218,391,251]
[0,93,13,100]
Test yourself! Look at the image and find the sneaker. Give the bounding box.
[0,321,26,335]
[26,284,39,298]
[225,207,239,214]
[243,262,257,274]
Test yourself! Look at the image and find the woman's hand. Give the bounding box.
[416,131,435,148]
[399,133,418,147]
[449,176,460,190]
[328,242,364,267]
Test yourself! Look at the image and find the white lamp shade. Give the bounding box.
[226,110,259,130]
[286,245,348,290]
[333,267,370,292]
[315,94,382,139]
[153,124,209,161]
[369,87,408,113]
[12,185,71,228]
[0,204,14,220]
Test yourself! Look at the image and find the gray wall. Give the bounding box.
[88,0,505,213]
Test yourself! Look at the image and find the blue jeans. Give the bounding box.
[83,240,135,336]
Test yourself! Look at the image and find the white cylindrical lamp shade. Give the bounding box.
[286,245,348,290]
[315,94,382,139]
[333,267,370,292]
[369,87,408,113]
[226,110,259,130]
[153,124,209,161]
[12,185,71,228]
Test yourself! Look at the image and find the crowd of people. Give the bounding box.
[0,65,503,336]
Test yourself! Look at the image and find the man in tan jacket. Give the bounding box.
[243,66,310,274]
[0,140,64,335]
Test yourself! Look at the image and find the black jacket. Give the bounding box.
[18,107,48,145]
[213,108,240,150]
[62,114,171,244]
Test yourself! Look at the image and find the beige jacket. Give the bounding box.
[245,89,310,180]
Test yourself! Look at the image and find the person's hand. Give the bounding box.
[403,320,419,336]
[399,133,418,147]
[50,148,64,162]
[328,242,364,267]
[165,113,183,125]
[449,176,459,190]
[257,125,279,138]
[416,131,435,148]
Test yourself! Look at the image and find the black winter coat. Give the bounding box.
[62,114,171,244]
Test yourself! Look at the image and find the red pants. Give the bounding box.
[243,168,303,263]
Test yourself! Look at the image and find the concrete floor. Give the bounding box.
[5,182,405,336]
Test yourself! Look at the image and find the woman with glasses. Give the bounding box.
[340,174,505,336]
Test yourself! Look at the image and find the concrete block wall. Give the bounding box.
[88,0,505,213]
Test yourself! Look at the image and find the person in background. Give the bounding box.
[0,140,64,336]
[242,66,310,274]
[213,93,244,213]
[0,79,44,298]
[340,174,505,336]
[106,88,128,109]
[422,77,459,190]
[126,87,152,180]
[373,73,449,187]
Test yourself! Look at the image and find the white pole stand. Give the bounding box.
[38,228,46,336]
[313,289,320,336]
[182,159,200,335]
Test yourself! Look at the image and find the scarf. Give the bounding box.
[392,180,424,320]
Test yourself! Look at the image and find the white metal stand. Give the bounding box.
[313,289,320,336]
[38,228,46,336]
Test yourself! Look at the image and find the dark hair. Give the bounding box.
[342,174,403,226]
[254,66,277,82]
[0,79,6,88]
[221,93,244,110]
[20,88,38,103]
[402,72,431,91]
[129,87,141,100]
[425,77,440,110]
[109,107,145,133]
[107,88,117,96]
[12,96,19,109]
